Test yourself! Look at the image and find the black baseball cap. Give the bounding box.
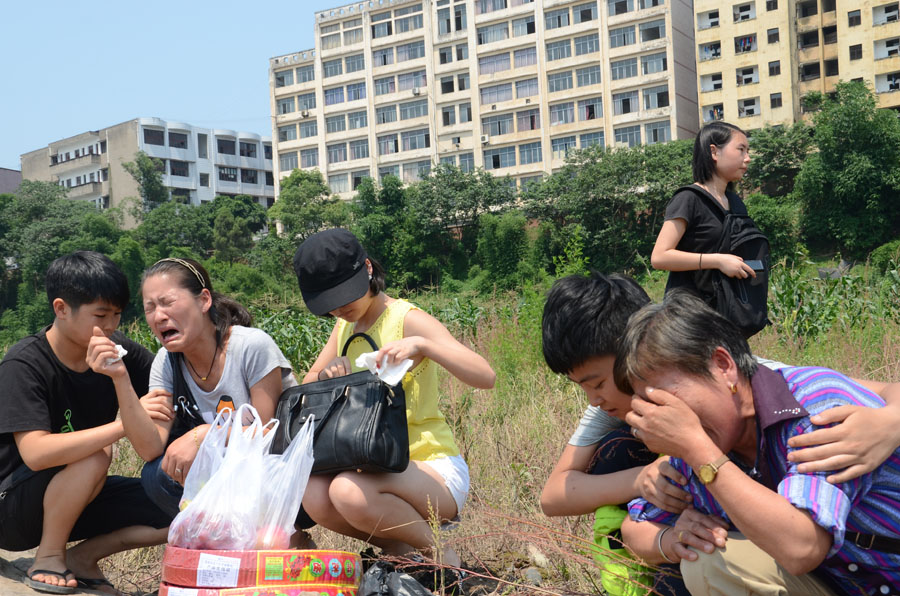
[293,228,370,316]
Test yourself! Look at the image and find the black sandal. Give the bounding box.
[23,568,76,594]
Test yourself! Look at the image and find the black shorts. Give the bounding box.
[0,464,172,551]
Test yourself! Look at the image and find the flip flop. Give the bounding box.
[23,568,76,594]
[76,577,119,594]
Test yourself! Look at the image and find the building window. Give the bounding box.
[395,13,424,34]
[550,102,575,125]
[477,22,509,44]
[736,66,759,85]
[580,132,604,147]
[766,0,777,9]
[376,105,398,124]
[482,113,514,136]
[169,132,188,149]
[400,99,428,119]
[373,48,394,67]
[325,87,345,105]
[735,34,757,53]
[442,106,457,126]
[611,57,638,80]
[825,59,839,77]
[577,65,602,86]
[349,139,370,160]
[241,169,258,184]
[327,143,347,164]
[608,0,634,16]
[519,141,542,165]
[348,110,367,130]
[401,128,430,151]
[278,125,296,142]
[800,62,820,81]
[574,2,598,22]
[438,7,452,34]
[546,39,572,61]
[460,103,472,123]
[298,92,316,110]
[219,166,238,182]
[513,15,536,36]
[199,173,209,187]
[578,97,603,120]
[767,28,779,44]
[458,152,474,172]
[378,133,399,155]
[514,46,537,67]
[397,40,426,63]
[144,129,165,145]
[613,90,639,114]
[517,108,541,131]
[547,71,574,92]
[441,155,456,167]
[217,139,236,155]
[645,121,670,144]
[300,121,318,138]
[700,41,722,61]
[609,25,635,48]
[639,19,665,42]
[265,171,274,186]
[770,92,782,108]
[277,97,295,114]
[346,82,366,101]
[551,136,577,159]
[545,8,569,29]
[479,52,511,75]
[457,44,469,60]
[850,44,862,60]
[329,174,349,194]
[439,46,454,64]
[397,70,427,91]
[641,52,667,74]
[455,4,467,30]
[441,76,455,94]
[575,33,600,55]
[614,125,641,147]
[848,9,860,26]
[296,65,315,83]
[346,54,365,73]
[484,145,516,170]
[264,144,272,160]
[275,69,294,87]
[239,142,257,158]
[643,85,669,109]
[170,160,189,177]
[516,78,539,97]
[639,0,663,7]
[372,20,392,39]
[326,115,347,133]
[375,76,396,95]
[480,82,513,103]
[323,58,343,78]
[300,148,318,168]
[458,73,470,90]
[352,170,370,190]
[379,165,400,180]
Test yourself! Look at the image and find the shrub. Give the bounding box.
[870,238,900,275]
[745,193,804,264]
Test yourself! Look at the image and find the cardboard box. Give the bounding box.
[161,546,361,589]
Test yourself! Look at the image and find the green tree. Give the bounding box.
[213,210,253,264]
[793,82,900,257]
[133,201,213,261]
[268,169,350,240]
[744,193,804,263]
[475,211,529,289]
[743,123,814,198]
[122,151,169,210]
[207,194,267,233]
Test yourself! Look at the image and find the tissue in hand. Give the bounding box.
[354,352,413,386]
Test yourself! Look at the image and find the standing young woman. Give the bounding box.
[138,258,299,521]
[651,122,759,300]
[293,229,495,570]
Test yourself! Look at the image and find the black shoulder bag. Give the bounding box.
[168,351,204,443]
[272,332,410,475]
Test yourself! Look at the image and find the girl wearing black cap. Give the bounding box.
[294,228,496,569]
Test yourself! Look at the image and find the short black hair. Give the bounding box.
[45,251,130,311]
[692,121,746,184]
[541,271,651,375]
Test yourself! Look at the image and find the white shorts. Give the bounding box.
[420,454,470,516]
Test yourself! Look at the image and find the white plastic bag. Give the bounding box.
[179,408,232,512]
[255,414,316,549]
[168,404,277,550]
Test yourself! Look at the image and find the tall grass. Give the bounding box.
[64,264,900,593]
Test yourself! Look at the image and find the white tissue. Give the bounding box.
[105,344,128,367]
[354,351,413,386]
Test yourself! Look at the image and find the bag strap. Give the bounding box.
[168,351,203,428]
[340,332,379,357]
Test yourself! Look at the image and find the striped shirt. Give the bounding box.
[628,365,900,596]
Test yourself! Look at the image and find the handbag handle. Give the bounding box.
[340,332,379,357]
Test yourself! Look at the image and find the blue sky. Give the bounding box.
[0,0,344,171]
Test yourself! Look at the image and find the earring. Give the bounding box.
[368,273,373,281]
[730,383,737,394]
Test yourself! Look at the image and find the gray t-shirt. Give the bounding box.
[567,355,789,447]
[150,325,297,424]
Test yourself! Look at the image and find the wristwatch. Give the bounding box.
[697,454,731,485]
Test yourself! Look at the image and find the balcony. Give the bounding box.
[51,153,100,168]
[66,181,102,200]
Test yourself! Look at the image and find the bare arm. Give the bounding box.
[302,322,344,383]
[248,367,285,423]
[15,424,125,470]
[651,218,755,279]
[378,308,495,389]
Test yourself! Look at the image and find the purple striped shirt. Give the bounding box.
[628,365,900,595]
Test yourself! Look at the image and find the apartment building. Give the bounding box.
[20,118,275,220]
[694,0,900,128]
[269,0,699,197]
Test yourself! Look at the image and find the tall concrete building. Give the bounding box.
[694,0,900,129]
[269,0,699,197]
[20,118,275,217]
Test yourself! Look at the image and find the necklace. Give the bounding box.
[187,344,219,381]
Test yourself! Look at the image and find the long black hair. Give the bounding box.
[142,258,251,347]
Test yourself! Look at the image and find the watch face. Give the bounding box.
[698,465,715,484]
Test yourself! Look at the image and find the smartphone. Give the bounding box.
[744,259,764,271]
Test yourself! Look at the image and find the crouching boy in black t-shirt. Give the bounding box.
[0,251,173,595]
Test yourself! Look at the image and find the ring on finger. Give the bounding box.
[631,427,639,438]
[678,530,685,542]
[175,468,183,475]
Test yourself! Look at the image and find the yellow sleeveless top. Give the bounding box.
[336,298,460,461]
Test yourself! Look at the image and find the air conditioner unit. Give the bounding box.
[301,109,310,117]
[480,134,490,144]
[412,87,421,95]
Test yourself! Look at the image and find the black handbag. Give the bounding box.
[272,332,410,475]
[168,351,204,444]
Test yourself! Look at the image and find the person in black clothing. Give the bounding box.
[0,252,172,595]
[651,122,759,299]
